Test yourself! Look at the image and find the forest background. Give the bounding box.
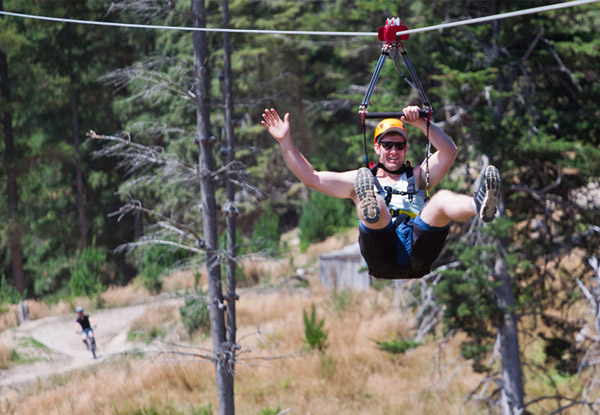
[1,0,599,414]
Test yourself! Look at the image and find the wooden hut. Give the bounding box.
[319,243,371,290]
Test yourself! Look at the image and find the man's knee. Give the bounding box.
[355,194,392,228]
[430,189,458,203]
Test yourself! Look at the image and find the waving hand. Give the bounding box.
[261,108,291,142]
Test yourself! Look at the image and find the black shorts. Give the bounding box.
[358,214,449,280]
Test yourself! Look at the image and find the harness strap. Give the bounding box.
[383,186,428,199]
[359,18,433,185]
[370,162,426,208]
[390,209,417,219]
[392,42,433,200]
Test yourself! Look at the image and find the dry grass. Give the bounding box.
[100,283,150,307]
[239,258,291,286]
[27,299,79,320]
[0,299,86,331]
[3,282,595,415]
[2,285,487,415]
[0,358,216,415]
[0,339,12,370]
[161,270,201,293]
[287,227,360,271]
[129,302,185,343]
[2,228,595,414]
[0,305,19,331]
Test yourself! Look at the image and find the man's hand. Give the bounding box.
[261,108,291,142]
[400,105,425,126]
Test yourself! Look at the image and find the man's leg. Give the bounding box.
[419,190,475,227]
[353,167,392,229]
[81,331,89,349]
[420,165,502,227]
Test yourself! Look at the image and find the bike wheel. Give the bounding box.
[86,337,96,359]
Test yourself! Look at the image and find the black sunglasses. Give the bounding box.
[379,141,406,150]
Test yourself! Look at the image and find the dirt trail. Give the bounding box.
[0,304,148,393]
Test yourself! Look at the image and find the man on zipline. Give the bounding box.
[261,105,501,279]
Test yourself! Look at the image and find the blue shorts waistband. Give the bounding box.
[414,214,450,233]
[359,220,394,234]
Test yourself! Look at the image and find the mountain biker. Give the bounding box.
[261,106,502,279]
[75,306,96,349]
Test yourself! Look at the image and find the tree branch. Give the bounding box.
[109,201,203,243]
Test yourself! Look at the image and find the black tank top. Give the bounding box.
[77,315,91,330]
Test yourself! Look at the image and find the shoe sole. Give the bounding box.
[354,167,380,223]
[479,166,502,223]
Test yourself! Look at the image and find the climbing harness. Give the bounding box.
[369,162,417,203]
[369,161,426,223]
[359,17,434,200]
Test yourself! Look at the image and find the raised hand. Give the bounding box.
[400,105,424,125]
[261,108,291,142]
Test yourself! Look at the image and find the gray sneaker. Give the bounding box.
[354,167,380,223]
[474,165,502,223]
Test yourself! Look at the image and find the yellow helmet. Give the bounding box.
[374,118,407,144]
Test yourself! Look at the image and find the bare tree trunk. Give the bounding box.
[221,0,238,365]
[0,2,25,297]
[191,1,234,414]
[494,241,525,414]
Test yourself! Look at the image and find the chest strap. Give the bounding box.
[369,162,421,204]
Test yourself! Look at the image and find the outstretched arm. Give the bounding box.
[261,109,356,199]
[401,106,458,190]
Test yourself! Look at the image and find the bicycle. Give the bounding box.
[80,328,97,359]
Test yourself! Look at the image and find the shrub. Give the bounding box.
[251,207,281,257]
[298,191,353,251]
[373,338,422,355]
[179,294,210,337]
[0,275,20,312]
[138,243,191,294]
[70,243,105,297]
[23,239,71,298]
[138,261,164,294]
[303,304,327,352]
[191,403,213,415]
[259,405,282,415]
[432,242,504,370]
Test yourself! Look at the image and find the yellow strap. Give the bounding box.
[389,209,417,219]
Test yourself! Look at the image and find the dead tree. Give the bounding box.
[576,256,600,410]
[493,240,525,415]
[220,0,239,393]
[191,0,235,413]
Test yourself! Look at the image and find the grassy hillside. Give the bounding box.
[0,228,593,415]
[1,289,484,415]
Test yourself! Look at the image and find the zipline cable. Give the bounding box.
[0,0,598,36]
